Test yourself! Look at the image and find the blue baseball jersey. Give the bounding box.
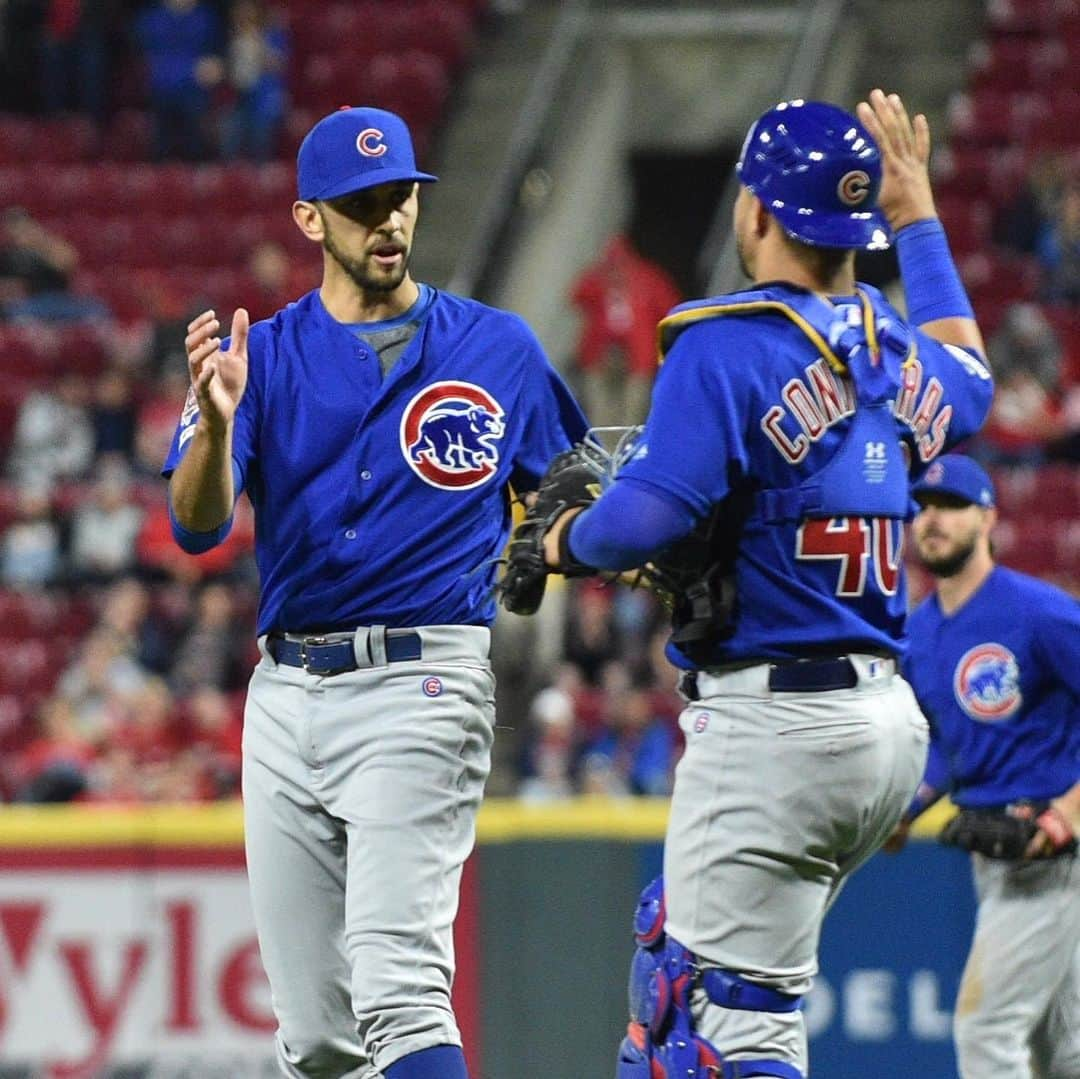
[904,566,1080,807]
[163,288,587,633]
[604,283,994,667]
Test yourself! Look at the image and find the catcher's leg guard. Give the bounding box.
[615,877,805,1079]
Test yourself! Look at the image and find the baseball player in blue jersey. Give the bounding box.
[509,90,996,1077]
[163,106,587,1079]
[892,453,1080,1079]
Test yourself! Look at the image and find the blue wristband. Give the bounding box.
[896,218,975,325]
[168,500,234,554]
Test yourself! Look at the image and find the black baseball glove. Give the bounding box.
[939,804,1078,860]
[497,448,603,616]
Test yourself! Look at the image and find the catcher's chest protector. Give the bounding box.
[659,285,915,525]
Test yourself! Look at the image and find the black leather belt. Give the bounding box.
[267,631,422,675]
[767,656,859,693]
[681,655,863,699]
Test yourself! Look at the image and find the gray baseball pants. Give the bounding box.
[241,625,494,1079]
[663,654,929,1075]
[954,853,1080,1079]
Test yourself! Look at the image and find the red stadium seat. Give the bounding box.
[1027,95,1080,149]
[958,250,1041,307]
[993,516,1059,575]
[56,324,109,378]
[0,117,40,164]
[0,639,53,694]
[295,53,360,111]
[364,51,449,147]
[948,89,1042,147]
[101,109,153,162]
[1053,519,1080,576]
[935,195,993,255]
[971,36,1069,92]
[380,2,474,71]
[934,145,1029,207]
[986,0,1074,35]
[35,117,99,163]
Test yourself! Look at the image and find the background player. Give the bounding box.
[519,89,995,1078]
[892,453,1080,1079]
[164,106,587,1079]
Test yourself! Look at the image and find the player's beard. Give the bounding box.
[918,532,978,578]
[322,223,410,294]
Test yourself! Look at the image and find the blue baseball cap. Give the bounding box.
[737,99,892,250]
[912,454,996,508]
[297,106,438,202]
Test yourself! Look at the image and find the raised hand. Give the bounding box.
[856,88,937,232]
[185,307,250,433]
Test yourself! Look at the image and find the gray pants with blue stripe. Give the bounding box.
[242,625,494,1078]
[663,655,929,1075]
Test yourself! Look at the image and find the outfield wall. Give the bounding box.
[0,800,970,1079]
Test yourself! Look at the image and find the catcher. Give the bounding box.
[500,92,996,1079]
[890,453,1080,1079]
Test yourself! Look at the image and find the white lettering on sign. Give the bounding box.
[806,970,954,1043]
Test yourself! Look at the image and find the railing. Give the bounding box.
[449,0,833,301]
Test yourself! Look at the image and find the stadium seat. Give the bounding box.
[948,89,1041,146]
[959,250,1041,307]
[101,109,153,162]
[365,51,450,147]
[380,2,474,71]
[932,145,1027,203]
[935,194,992,255]
[986,0,1074,35]
[969,36,1068,92]
[57,324,109,378]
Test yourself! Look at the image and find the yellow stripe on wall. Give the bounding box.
[0,797,956,847]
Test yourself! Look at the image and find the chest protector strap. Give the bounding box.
[658,286,916,524]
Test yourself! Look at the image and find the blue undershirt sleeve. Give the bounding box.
[566,477,699,571]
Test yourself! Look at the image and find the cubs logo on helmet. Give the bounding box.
[401,381,506,490]
[953,643,1022,721]
[837,170,872,207]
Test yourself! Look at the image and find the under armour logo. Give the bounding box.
[865,441,887,460]
[356,128,387,157]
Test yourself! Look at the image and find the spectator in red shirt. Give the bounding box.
[568,233,681,427]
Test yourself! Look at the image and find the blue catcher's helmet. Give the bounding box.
[737,99,893,250]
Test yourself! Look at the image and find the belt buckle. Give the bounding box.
[299,636,332,675]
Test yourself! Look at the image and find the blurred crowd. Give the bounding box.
[0,0,288,163]
[0,0,1078,806]
[0,283,257,803]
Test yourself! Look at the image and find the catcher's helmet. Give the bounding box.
[737,99,892,250]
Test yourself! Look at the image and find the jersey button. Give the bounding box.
[345,529,357,540]
[360,470,372,481]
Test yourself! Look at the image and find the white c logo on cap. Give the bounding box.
[837,170,871,207]
[356,128,387,157]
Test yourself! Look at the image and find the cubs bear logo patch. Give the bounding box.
[953,643,1022,721]
[400,381,506,490]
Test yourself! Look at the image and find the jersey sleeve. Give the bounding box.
[1031,585,1080,697]
[160,328,262,496]
[913,333,994,451]
[509,329,589,493]
[568,477,698,570]
[615,320,752,516]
